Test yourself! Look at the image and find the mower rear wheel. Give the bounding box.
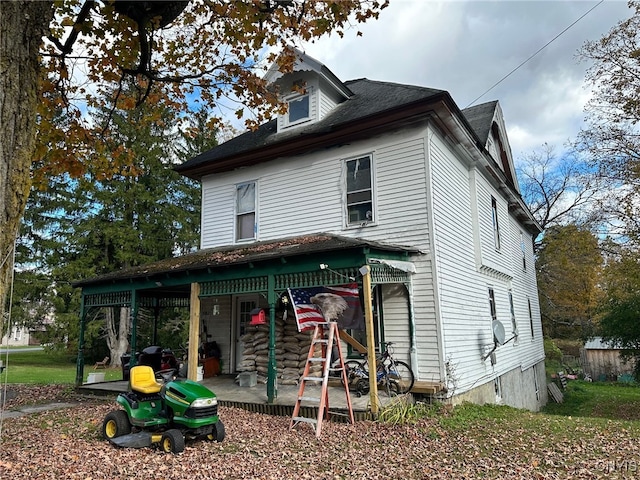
[161,429,185,454]
[206,419,225,442]
[102,410,131,440]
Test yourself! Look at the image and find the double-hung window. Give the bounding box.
[508,290,518,337]
[491,197,501,251]
[488,287,497,322]
[528,297,535,339]
[345,155,373,226]
[236,182,256,241]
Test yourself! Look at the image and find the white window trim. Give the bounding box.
[488,286,497,322]
[520,231,527,271]
[491,196,501,251]
[508,289,519,343]
[343,153,376,229]
[527,297,535,340]
[283,89,313,128]
[235,181,257,242]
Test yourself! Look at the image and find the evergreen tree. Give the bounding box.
[13,86,217,361]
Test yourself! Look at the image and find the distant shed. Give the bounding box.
[581,338,636,381]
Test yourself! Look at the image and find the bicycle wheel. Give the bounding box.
[387,360,415,394]
[342,360,364,386]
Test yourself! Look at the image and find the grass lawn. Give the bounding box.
[0,349,122,384]
[543,380,640,421]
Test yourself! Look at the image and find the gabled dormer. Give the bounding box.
[264,49,353,133]
[463,101,520,193]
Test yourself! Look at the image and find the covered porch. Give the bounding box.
[78,374,391,421]
[74,233,438,415]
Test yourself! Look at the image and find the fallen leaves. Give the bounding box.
[1,386,639,479]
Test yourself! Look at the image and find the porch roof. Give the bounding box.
[73,233,420,291]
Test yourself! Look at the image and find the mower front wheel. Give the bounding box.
[102,410,131,440]
[161,429,185,454]
[206,419,225,443]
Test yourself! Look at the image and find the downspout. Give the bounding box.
[130,289,139,368]
[406,280,418,377]
[75,295,86,386]
[267,275,277,403]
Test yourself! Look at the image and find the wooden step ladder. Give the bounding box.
[290,321,354,438]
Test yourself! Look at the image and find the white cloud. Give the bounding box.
[300,0,631,160]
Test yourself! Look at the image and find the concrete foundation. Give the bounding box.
[451,360,548,411]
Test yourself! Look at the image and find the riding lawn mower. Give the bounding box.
[102,365,225,454]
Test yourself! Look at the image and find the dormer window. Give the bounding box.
[288,94,310,124]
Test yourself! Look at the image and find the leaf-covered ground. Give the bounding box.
[1,385,639,479]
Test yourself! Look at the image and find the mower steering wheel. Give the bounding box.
[155,368,177,383]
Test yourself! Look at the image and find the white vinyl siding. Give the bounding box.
[201,184,235,248]
[198,118,545,393]
[380,284,411,364]
[430,131,491,391]
[317,87,342,120]
[475,178,511,275]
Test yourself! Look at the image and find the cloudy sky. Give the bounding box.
[297,0,631,161]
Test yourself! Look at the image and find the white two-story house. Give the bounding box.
[75,50,546,411]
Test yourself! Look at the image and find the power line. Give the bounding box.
[465,0,605,108]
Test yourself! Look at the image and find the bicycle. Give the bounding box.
[344,342,415,396]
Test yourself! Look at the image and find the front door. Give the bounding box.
[234,295,258,371]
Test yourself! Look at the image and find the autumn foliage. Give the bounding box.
[34,0,389,185]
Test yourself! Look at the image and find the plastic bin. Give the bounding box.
[238,371,257,387]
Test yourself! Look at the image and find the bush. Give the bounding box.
[544,338,563,362]
[553,338,582,357]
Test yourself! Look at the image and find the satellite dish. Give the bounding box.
[492,320,506,345]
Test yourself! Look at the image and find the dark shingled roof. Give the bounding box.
[175,79,447,174]
[73,233,420,287]
[461,100,498,146]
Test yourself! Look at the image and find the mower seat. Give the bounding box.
[129,365,162,395]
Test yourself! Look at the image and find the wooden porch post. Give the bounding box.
[188,282,201,381]
[75,296,86,386]
[360,265,380,416]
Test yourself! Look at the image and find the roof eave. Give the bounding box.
[178,91,451,180]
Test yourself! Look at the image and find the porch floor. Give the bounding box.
[77,374,402,421]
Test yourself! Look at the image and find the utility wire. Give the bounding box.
[465,0,605,108]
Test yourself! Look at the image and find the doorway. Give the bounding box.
[233,295,259,371]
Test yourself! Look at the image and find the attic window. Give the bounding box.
[287,94,310,124]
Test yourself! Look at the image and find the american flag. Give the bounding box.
[288,283,364,332]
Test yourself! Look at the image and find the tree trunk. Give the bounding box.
[0,2,53,316]
[105,307,130,367]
